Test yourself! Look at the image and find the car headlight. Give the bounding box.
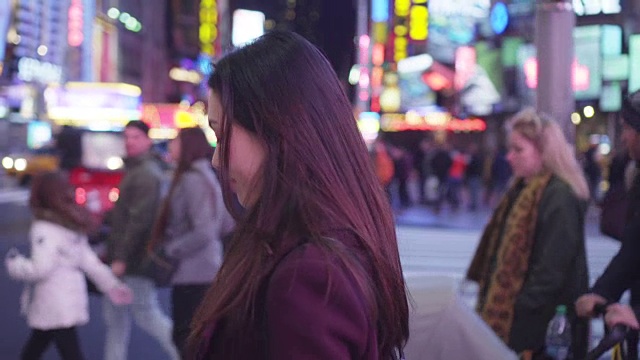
[2,156,13,170]
[106,156,124,170]
[14,158,27,171]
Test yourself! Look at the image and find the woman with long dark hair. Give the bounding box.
[188,31,409,359]
[5,171,132,360]
[151,127,234,357]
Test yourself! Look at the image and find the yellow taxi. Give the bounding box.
[2,146,60,186]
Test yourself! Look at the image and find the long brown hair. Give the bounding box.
[190,31,408,358]
[151,127,213,243]
[30,171,95,233]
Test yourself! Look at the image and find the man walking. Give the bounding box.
[104,121,179,360]
[576,91,640,359]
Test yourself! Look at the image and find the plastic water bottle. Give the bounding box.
[545,305,572,360]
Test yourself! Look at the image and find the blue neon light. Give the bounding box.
[490,2,509,35]
[372,0,389,22]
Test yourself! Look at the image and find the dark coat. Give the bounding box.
[508,177,589,358]
[106,152,166,276]
[591,169,640,301]
[201,240,379,359]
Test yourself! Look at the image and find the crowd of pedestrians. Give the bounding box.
[372,135,512,214]
[5,121,233,360]
[5,28,640,360]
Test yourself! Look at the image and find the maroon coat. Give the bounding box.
[200,240,379,359]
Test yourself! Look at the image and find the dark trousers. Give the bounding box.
[21,327,84,360]
[396,177,411,207]
[172,283,210,358]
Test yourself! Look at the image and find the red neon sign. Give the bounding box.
[422,72,451,91]
[68,0,84,47]
[524,58,590,91]
[455,47,476,90]
[381,113,487,132]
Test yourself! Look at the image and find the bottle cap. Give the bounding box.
[556,305,567,314]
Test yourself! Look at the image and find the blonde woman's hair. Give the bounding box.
[507,107,590,200]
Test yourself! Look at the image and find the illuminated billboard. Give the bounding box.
[142,102,216,143]
[0,0,9,63]
[232,9,265,47]
[574,26,602,100]
[427,0,489,63]
[630,35,640,93]
[397,54,436,109]
[45,83,142,129]
[380,112,486,132]
[573,0,620,15]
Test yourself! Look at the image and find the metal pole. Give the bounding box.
[355,0,369,112]
[535,0,575,143]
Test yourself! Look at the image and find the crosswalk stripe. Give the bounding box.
[396,225,622,346]
[0,189,29,204]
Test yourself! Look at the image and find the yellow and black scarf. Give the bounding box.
[466,172,552,343]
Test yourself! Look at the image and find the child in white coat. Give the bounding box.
[5,171,133,360]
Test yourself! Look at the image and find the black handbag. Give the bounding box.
[139,243,179,287]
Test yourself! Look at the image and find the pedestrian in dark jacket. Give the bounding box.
[103,120,179,360]
[582,143,602,201]
[430,142,452,212]
[188,31,409,360]
[467,108,590,360]
[55,125,82,170]
[576,90,640,339]
[466,143,484,211]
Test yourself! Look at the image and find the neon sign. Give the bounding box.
[381,112,487,132]
[524,58,590,91]
[394,0,410,62]
[573,0,620,15]
[68,0,84,47]
[45,83,142,126]
[454,46,476,90]
[200,0,218,56]
[409,0,429,41]
[490,2,509,35]
[372,0,390,22]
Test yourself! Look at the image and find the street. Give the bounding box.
[0,187,623,359]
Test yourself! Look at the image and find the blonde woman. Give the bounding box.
[466,108,589,359]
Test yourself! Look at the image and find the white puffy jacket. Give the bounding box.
[6,220,121,330]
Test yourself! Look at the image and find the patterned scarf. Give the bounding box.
[466,172,552,343]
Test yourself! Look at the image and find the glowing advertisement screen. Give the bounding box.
[600,82,621,112]
[27,121,52,149]
[630,35,640,93]
[45,83,142,127]
[427,0,489,62]
[232,9,265,47]
[574,26,602,100]
[0,0,10,63]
